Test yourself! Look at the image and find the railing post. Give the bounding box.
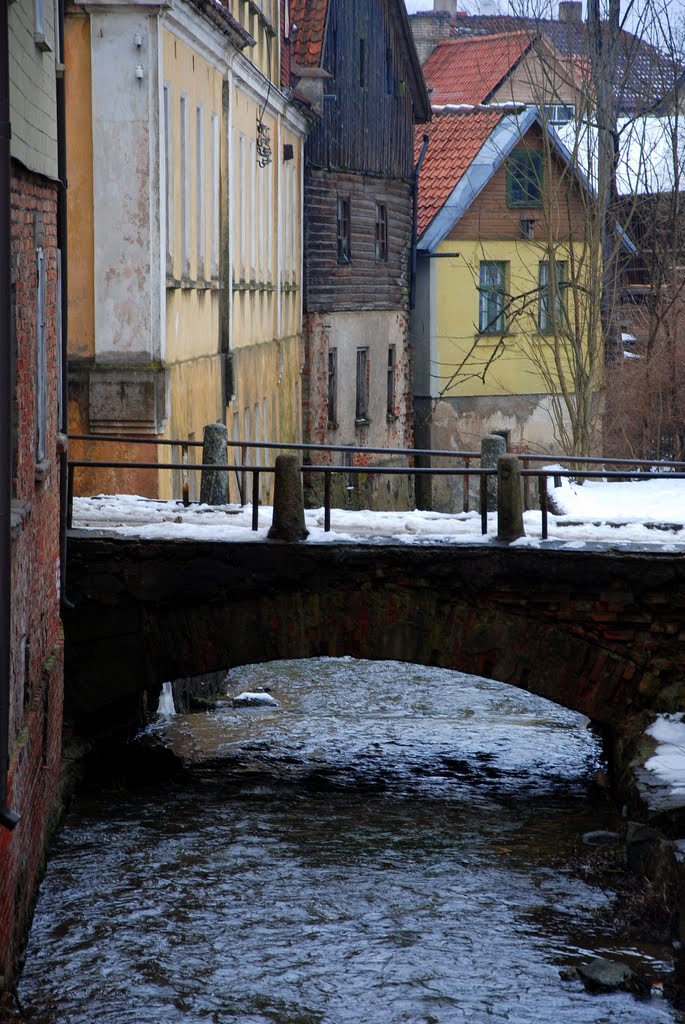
[268,455,308,542]
[200,423,228,505]
[241,444,248,507]
[324,470,331,532]
[497,455,524,543]
[481,434,506,511]
[181,443,190,507]
[480,473,488,534]
[539,473,548,540]
[252,470,260,531]
[463,456,470,513]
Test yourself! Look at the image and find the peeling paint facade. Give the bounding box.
[66,0,308,501]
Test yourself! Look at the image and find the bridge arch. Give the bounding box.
[65,536,685,747]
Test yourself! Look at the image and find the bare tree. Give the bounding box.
[430,1,685,458]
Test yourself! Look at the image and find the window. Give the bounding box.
[375,204,388,261]
[386,346,395,418]
[385,48,394,95]
[196,105,205,279]
[337,197,351,263]
[36,246,47,462]
[538,259,567,333]
[327,348,337,427]
[478,261,507,334]
[507,149,543,208]
[544,104,575,125]
[355,347,369,422]
[180,94,190,278]
[210,113,220,278]
[163,84,173,276]
[34,0,51,51]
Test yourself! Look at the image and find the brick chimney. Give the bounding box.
[433,0,458,12]
[558,1,582,21]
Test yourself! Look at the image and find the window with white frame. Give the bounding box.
[210,113,219,279]
[478,261,507,334]
[180,94,190,279]
[164,84,174,276]
[196,104,205,280]
[538,259,567,333]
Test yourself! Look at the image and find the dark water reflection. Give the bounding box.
[19,659,676,1023]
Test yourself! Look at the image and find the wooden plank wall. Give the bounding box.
[304,168,412,311]
[305,0,416,179]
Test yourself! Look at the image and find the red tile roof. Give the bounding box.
[290,0,328,69]
[422,32,533,105]
[415,109,505,237]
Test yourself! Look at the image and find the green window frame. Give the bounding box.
[538,259,567,333]
[478,261,507,334]
[507,149,543,208]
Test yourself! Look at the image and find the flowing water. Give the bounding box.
[18,659,677,1023]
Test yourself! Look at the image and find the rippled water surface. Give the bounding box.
[19,659,676,1023]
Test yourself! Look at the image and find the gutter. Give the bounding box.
[0,0,20,830]
[410,133,429,311]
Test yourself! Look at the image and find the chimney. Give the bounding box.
[433,0,458,13]
[558,1,582,21]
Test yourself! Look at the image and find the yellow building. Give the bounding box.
[66,0,308,501]
[412,106,600,510]
[224,2,309,504]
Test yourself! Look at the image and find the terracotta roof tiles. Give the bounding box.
[415,108,505,237]
[290,0,328,69]
[422,32,533,106]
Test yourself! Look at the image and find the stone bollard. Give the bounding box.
[481,434,507,511]
[268,454,308,541]
[200,423,229,505]
[497,454,525,542]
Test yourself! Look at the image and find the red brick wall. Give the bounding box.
[1,162,65,990]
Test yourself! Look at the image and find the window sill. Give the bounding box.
[327,421,339,431]
[354,418,371,428]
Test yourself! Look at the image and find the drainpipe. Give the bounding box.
[0,0,20,830]
[410,133,429,311]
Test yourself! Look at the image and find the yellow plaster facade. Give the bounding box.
[161,26,226,498]
[434,238,587,401]
[225,40,307,497]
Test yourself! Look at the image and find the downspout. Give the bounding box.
[56,0,69,607]
[410,133,429,311]
[0,0,20,830]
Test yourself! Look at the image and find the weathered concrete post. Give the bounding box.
[200,423,229,505]
[481,434,507,511]
[268,454,308,541]
[497,454,525,542]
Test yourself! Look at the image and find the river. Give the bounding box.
[17,658,677,1023]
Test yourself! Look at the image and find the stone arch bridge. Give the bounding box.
[65,535,685,759]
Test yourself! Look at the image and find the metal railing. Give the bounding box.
[66,434,685,539]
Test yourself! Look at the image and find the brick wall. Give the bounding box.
[1,162,65,991]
